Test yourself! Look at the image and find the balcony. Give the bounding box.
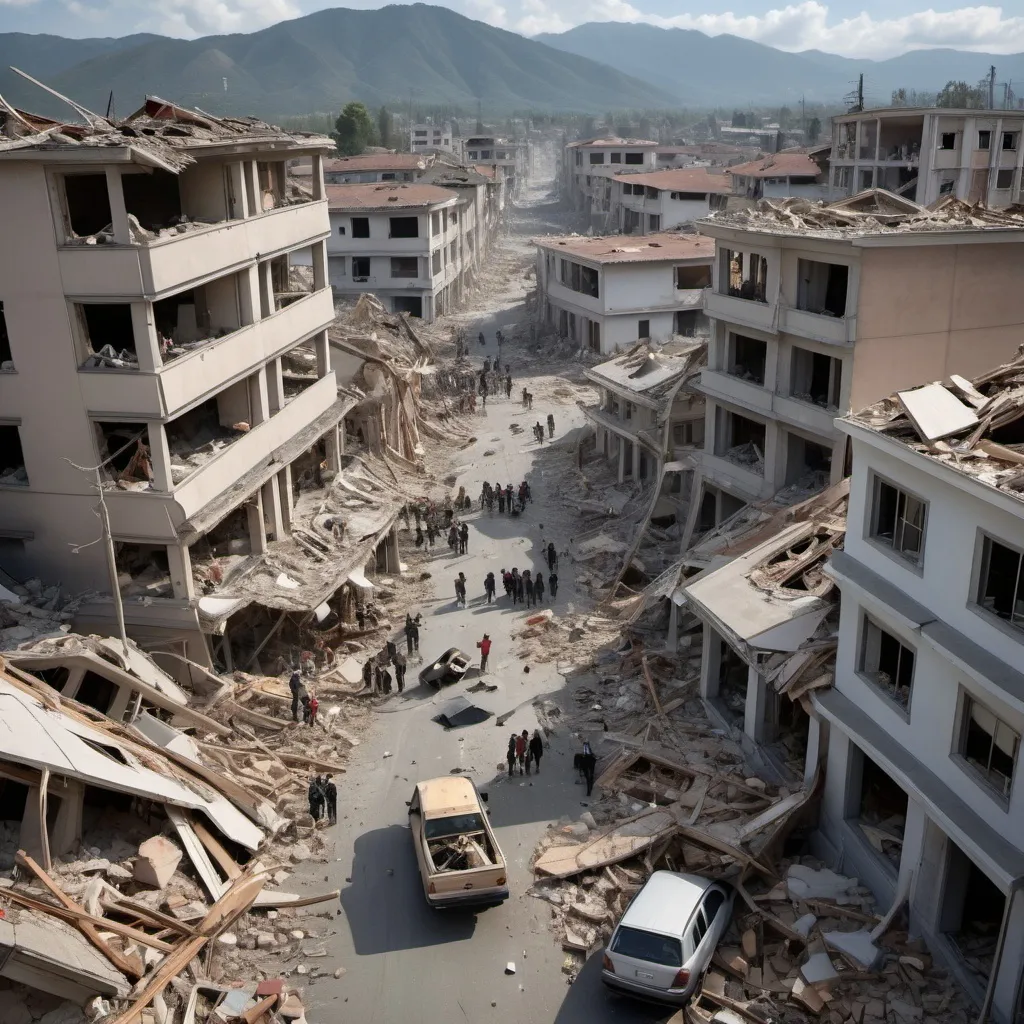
[773,394,840,437]
[675,288,705,309]
[76,289,334,420]
[704,290,777,333]
[779,306,856,346]
[58,201,329,299]
[700,452,773,502]
[698,369,774,414]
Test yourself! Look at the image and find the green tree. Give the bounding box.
[335,101,377,156]
[936,80,985,109]
[806,117,822,144]
[891,87,908,107]
[377,106,392,149]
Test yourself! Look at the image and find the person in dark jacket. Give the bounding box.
[547,542,558,572]
[459,522,469,555]
[549,571,558,600]
[484,572,496,603]
[394,651,407,693]
[308,776,323,820]
[448,524,459,551]
[455,572,467,607]
[579,742,597,796]
[362,659,373,691]
[405,613,419,654]
[497,482,506,513]
[529,730,544,774]
[534,572,545,604]
[289,671,302,722]
[506,735,517,777]
[323,775,337,823]
[300,688,311,724]
[547,413,555,439]
[523,569,534,608]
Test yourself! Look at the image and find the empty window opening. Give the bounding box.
[389,216,418,239]
[256,161,286,211]
[115,541,172,599]
[648,214,661,232]
[978,130,991,150]
[270,253,313,311]
[849,750,907,872]
[791,347,842,408]
[351,216,370,238]
[165,392,250,484]
[939,132,956,151]
[94,421,151,488]
[353,256,371,281]
[281,341,318,401]
[715,409,765,472]
[767,693,809,772]
[958,692,1019,799]
[722,250,768,302]
[624,152,644,165]
[718,492,746,521]
[675,309,707,336]
[871,478,926,562]
[78,303,137,369]
[610,152,621,163]
[728,333,766,385]
[154,276,242,362]
[0,778,29,830]
[589,152,605,165]
[996,169,1015,191]
[977,535,1024,632]
[638,319,650,340]
[0,301,12,370]
[62,173,112,239]
[1002,132,1018,152]
[391,256,419,278]
[697,488,717,532]
[797,259,848,317]
[715,638,748,727]
[672,419,704,447]
[393,296,423,318]
[291,439,329,501]
[587,320,601,353]
[121,170,182,233]
[786,433,832,487]
[189,507,250,590]
[941,847,1004,988]
[32,666,72,693]
[860,616,915,711]
[558,259,599,298]
[74,670,119,715]
[0,425,28,486]
[676,265,710,289]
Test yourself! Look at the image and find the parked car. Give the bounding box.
[602,871,734,1005]
[407,776,509,909]
[418,647,470,688]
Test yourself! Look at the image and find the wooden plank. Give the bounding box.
[734,878,804,944]
[101,897,195,937]
[167,807,228,900]
[239,995,278,1024]
[190,817,243,881]
[641,654,665,717]
[251,888,341,909]
[38,767,51,873]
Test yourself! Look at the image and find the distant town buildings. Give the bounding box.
[610,168,731,234]
[409,121,456,155]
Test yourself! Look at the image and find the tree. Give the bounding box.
[936,80,985,109]
[731,110,748,127]
[891,87,908,107]
[334,101,377,156]
[807,117,821,144]
[377,106,392,150]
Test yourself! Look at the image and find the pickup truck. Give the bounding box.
[407,776,509,909]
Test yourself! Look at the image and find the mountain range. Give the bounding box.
[1,6,1023,119]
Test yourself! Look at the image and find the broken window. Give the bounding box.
[832,166,852,190]
[587,320,600,353]
[859,615,915,711]
[281,341,318,402]
[722,250,767,302]
[165,392,250,484]
[1003,132,1018,151]
[978,130,991,150]
[154,274,242,359]
[393,295,423,317]
[957,691,1019,799]
[0,301,12,370]
[672,420,704,446]
[389,216,418,239]
[715,409,765,472]
[0,424,28,486]
[675,265,710,289]
[351,217,370,238]
[0,778,29,833]
[871,478,926,563]
[122,170,182,233]
[589,152,605,164]
[939,177,956,195]
[785,433,832,486]
[648,214,660,231]
[638,319,650,340]
[849,750,907,871]
[859,168,874,190]
[62,173,112,239]
[77,303,138,368]
[790,347,842,409]
[715,636,748,726]
[728,333,766,385]
[941,847,1004,987]
[996,169,1015,190]
[95,422,151,487]
[558,259,599,298]
[353,257,370,281]
[976,535,1024,631]
[74,671,119,714]
[624,152,644,165]
[796,259,848,317]
[391,256,419,278]
[114,541,172,599]
[939,132,956,151]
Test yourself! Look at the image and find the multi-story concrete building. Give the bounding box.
[830,106,1024,207]
[322,153,430,184]
[692,191,1024,532]
[726,147,830,200]
[409,122,455,155]
[463,136,529,200]
[562,137,660,223]
[419,163,502,270]
[534,233,713,355]
[817,362,1024,1021]
[0,97,349,666]
[610,168,730,234]
[325,183,470,321]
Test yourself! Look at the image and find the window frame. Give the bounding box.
[978,130,991,150]
[867,474,928,570]
[952,687,1019,807]
[973,531,1024,636]
[996,169,1015,191]
[351,217,369,239]
[857,612,916,718]
[1002,132,1019,152]
[351,256,370,281]
[939,132,957,151]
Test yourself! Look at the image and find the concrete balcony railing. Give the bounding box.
[76,289,334,420]
[700,451,774,501]
[773,394,840,438]
[779,306,856,346]
[698,369,774,414]
[675,288,705,310]
[703,290,777,333]
[58,200,329,299]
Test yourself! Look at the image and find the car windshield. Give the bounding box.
[424,812,486,840]
[612,926,683,967]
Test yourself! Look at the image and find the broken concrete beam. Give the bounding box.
[822,929,882,971]
[133,837,182,889]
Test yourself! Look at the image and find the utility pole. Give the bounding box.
[989,65,996,109]
[801,95,806,138]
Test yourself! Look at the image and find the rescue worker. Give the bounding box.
[289,671,302,722]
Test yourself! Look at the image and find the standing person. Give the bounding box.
[505,484,514,514]
[308,694,319,728]
[362,659,373,691]
[477,633,492,673]
[289,671,302,722]
[415,525,424,548]
[459,522,469,555]
[426,522,437,550]
[506,735,517,777]
[520,729,532,775]
[300,688,311,724]
[547,413,555,439]
[534,571,545,605]
[549,571,558,600]
[373,664,383,695]
[404,613,417,654]
[455,572,467,607]
[324,775,337,824]
[505,374,513,399]
[497,483,506,513]
[547,541,558,572]
[516,572,525,605]
[394,650,407,693]
[529,729,544,774]
[515,731,527,775]
[308,776,322,821]
[580,741,597,796]
[484,572,496,604]
[381,666,393,695]
[527,392,534,410]
[448,523,458,552]
[522,386,529,408]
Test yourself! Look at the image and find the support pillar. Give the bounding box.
[249,367,270,426]
[148,423,172,492]
[130,303,161,372]
[240,266,260,325]
[278,467,294,534]
[248,161,262,216]
[743,665,769,743]
[258,261,274,318]
[167,543,195,601]
[267,358,285,415]
[312,241,328,291]
[311,154,325,200]
[325,423,342,473]
[262,475,286,541]
[804,714,828,788]
[700,625,721,701]
[617,438,626,484]
[632,441,641,481]
[105,167,131,244]
[247,490,267,555]
[228,161,249,219]
[314,330,330,379]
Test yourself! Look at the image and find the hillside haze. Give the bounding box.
[0,5,676,118]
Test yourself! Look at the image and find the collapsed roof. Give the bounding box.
[585,340,706,401]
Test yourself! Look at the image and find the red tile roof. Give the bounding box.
[612,168,731,194]
[324,154,427,173]
[726,152,823,179]
[532,232,713,264]
[326,183,459,210]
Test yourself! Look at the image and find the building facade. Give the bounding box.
[534,233,713,355]
[322,153,429,184]
[464,137,529,201]
[562,137,660,223]
[830,107,1024,207]
[325,183,469,321]
[410,122,455,155]
[611,168,730,234]
[726,148,830,200]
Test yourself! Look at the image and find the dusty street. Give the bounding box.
[273,186,672,1023]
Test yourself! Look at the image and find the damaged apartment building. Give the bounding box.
[534,232,713,355]
[0,84,412,672]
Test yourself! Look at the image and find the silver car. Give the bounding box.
[602,870,735,1006]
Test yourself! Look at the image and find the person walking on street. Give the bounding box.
[522,386,529,408]
[394,650,406,693]
[547,541,558,572]
[515,731,527,775]
[530,729,544,773]
[455,572,467,607]
[549,571,558,600]
[521,729,532,775]
[289,671,302,722]
[505,374,512,399]
[477,633,492,673]
[448,523,458,552]
[534,572,545,604]
[308,776,323,821]
[459,522,469,555]
[507,735,517,777]
[523,569,534,607]
[324,775,337,824]
[362,659,373,691]
[426,522,437,550]
[484,572,496,603]
[496,482,506,513]
[547,413,555,439]
[516,572,525,604]
[505,484,514,514]
[580,741,597,796]
[404,613,418,654]
[308,694,319,728]
[381,666,393,695]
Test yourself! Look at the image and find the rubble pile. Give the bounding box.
[0,577,91,647]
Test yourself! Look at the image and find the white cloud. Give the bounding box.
[495,0,1024,58]
[147,0,300,36]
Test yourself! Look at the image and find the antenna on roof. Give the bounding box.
[845,74,864,114]
[105,90,115,121]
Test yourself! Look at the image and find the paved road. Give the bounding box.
[285,203,673,1024]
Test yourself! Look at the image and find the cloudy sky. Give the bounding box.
[2,0,1023,59]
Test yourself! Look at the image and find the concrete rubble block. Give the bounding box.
[793,912,817,937]
[822,929,882,971]
[133,836,182,889]
[256,932,277,949]
[800,951,839,985]
[786,864,858,901]
[277,993,305,1021]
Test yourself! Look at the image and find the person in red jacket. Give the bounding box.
[477,633,492,673]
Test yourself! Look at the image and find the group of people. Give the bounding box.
[447,520,470,555]
[501,566,557,606]
[288,671,320,726]
[479,480,531,515]
[307,773,337,823]
[532,414,555,444]
[361,620,419,698]
[507,729,544,776]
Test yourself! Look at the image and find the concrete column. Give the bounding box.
[148,423,172,492]
[249,367,270,426]
[131,303,161,372]
[700,625,721,701]
[278,467,294,534]
[262,475,285,540]
[743,665,768,743]
[631,442,640,481]
[267,358,285,414]
[228,161,248,219]
[167,543,195,601]
[803,714,828,788]
[325,423,342,473]
[239,266,260,325]
[314,330,330,378]
[248,161,262,216]
[259,261,274,318]
[105,167,131,244]
[311,154,325,200]
[312,241,328,291]
[247,490,267,555]
[994,888,1024,1021]
[617,439,626,483]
